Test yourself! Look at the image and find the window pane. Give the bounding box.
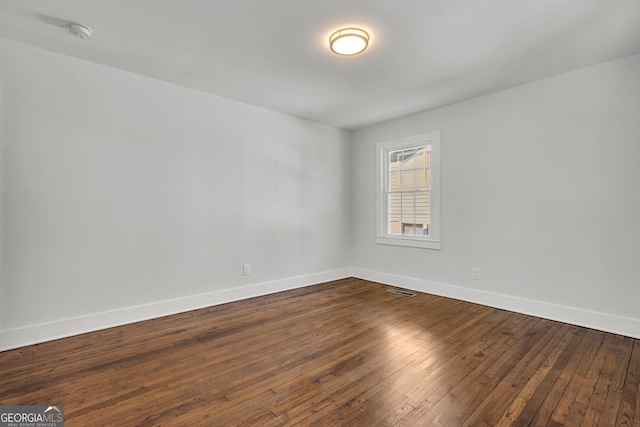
[387,193,401,234]
[402,169,417,191]
[403,223,424,235]
[415,192,430,236]
[402,148,417,167]
[401,193,415,226]
[389,150,401,164]
[417,146,431,169]
[402,223,415,235]
[388,171,401,191]
[416,167,431,191]
[388,217,401,234]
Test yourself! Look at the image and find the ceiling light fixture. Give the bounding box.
[68,23,92,39]
[329,28,369,56]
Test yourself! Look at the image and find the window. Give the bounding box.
[376,131,440,249]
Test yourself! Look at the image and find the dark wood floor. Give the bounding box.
[1,278,638,426]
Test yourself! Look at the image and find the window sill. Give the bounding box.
[376,236,441,250]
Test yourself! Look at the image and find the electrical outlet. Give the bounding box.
[472,267,481,280]
[243,264,251,276]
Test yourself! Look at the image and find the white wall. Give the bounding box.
[2,38,639,350]
[352,53,640,337]
[0,39,351,347]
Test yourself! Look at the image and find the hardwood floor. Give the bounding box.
[1,278,638,426]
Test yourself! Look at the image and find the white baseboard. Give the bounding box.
[0,268,352,352]
[4,267,637,352]
[352,268,640,339]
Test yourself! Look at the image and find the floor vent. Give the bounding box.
[387,289,416,297]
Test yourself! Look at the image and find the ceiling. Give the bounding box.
[1,0,639,130]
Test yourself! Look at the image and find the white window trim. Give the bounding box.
[376,131,441,250]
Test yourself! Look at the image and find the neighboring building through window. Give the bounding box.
[376,131,440,249]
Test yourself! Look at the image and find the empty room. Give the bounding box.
[1,1,639,426]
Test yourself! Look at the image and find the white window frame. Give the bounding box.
[376,131,441,250]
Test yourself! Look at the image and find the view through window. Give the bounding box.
[387,146,431,236]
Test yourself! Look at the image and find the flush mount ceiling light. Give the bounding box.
[68,23,92,39]
[329,28,369,56]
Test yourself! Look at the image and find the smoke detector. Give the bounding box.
[68,23,92,39]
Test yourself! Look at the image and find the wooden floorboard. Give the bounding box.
[1,277,638,426]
